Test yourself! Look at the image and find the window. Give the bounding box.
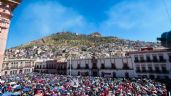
[140,55,145,62]
[86,64,89,69]
[168,53,171,62]
[148,66,153,73]
[162,66,166,71]
[146,55,151,62]
[136,67,140,72]
[92,63,97,69]
[134,55,139,62]
[155,66,160,73]
[161,66,168,73]
[142,67,146,72]
[152,55,158,62]
[159,54,165,62]
[111,63,116,69]
[77,64,80,69]
[101,63,105,69]
[123,63,129,69]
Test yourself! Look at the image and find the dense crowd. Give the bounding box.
[0,73,168,96]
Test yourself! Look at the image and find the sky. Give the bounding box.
[6,0,171,48]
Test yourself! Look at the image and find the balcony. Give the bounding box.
[92,66,98,69]
[161,70,169,74]
[146,59,152,62]
[148,70,154,73]
[169,59,171,62]
[136,70,141,73]
[152,59,159,63]
[159,59,167,63]
[3,67,10,70]
[123,66,130,70]
[139,59,145,63]
[141,70,147,73]
[85,66,89,69]
[101,66,105,69]
[77,66,81,69]
[154,70,161,73]
[134,59,139,63]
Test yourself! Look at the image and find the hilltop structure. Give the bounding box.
[0,0,20,75]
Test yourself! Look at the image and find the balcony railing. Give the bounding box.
[159,59,167,63]
[161,70,169,74]
[140,59,145,62]
[169,59,171,62]
[122,66,130,70]
[3,67,10,70]
[92,66,98,69]
[141,70,147,73]
[146,59,152,62]
[152,59,159,62]
[148,70,154,73]
[134,60,139,63]
[136,70,141,73]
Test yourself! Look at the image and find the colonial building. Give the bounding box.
[129,48,171,79]
[34,59,67,75]
[2,59,35,75]
[0,0,21,75]
[67,54,136,78]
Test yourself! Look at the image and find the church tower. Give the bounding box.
[0,0,20,75]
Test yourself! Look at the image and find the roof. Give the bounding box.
[128,48,171,54]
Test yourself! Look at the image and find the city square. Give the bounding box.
[0,0,171,96]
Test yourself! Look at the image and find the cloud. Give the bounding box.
[14,1,96,37]
[100,0,171,41]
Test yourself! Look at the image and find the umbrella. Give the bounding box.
[12,92,21,96]
[0,80,5,83]
[23,87,30,92]
[9,82,16,85]
[2,92,12,96]
[13,85,21,90]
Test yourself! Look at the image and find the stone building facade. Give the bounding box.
[2,58,35,75]
[67,55,136,78]
[129,48,171,79]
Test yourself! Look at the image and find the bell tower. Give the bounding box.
[0,0,20,75]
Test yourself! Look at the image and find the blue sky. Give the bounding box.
[7,0,171,48]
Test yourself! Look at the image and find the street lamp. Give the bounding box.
[70,52,72,76]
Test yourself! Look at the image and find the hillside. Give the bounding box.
[17,32,120,49]
[5,32,161,61]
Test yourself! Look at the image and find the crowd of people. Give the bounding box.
[0,73,168,96]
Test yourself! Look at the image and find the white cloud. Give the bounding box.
[100,0,171,41]
[16,1,96,37]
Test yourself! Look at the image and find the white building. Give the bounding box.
[2,59,35,75]
[129,48,171,79]
[67,55,136,78]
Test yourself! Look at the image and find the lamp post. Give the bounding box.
[70,52,71,76]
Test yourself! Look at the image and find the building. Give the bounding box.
[67,55,136,78]
[129,48,171,79]
[2,58,35,75]
[34,59,67,75]
[0,0,21,75]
